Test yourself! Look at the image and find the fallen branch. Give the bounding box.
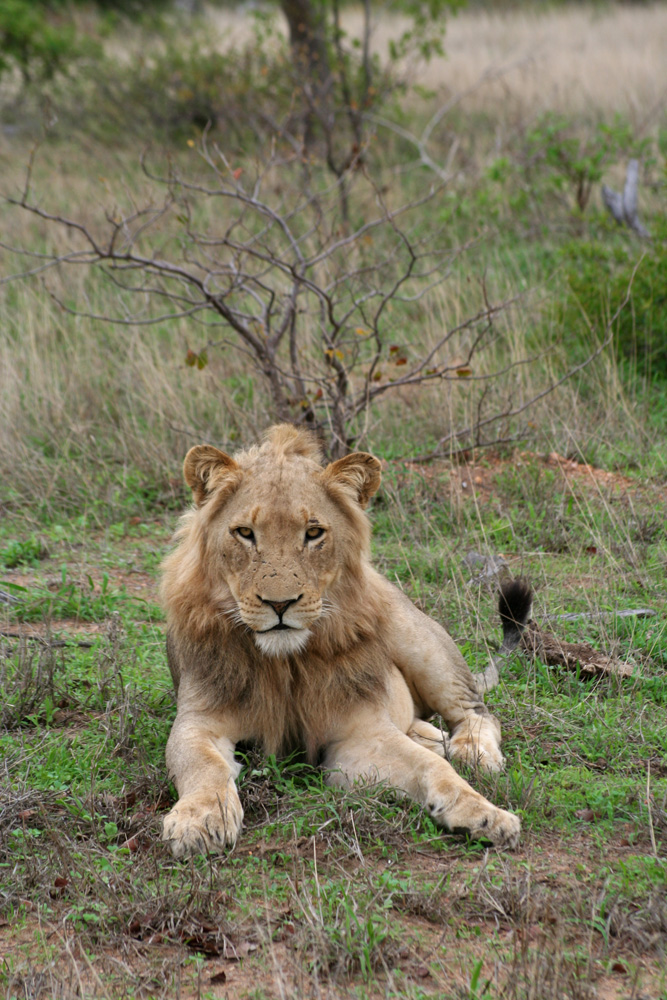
[602,159,650,238]
[546,608,656,623]
[0,630,96,649]
[520,620,634,679]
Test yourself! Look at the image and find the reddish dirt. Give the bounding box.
[392,448,661,505]
[0,620,109,640]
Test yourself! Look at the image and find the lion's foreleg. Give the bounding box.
[162,710,244,858]
[380,581,505,772]
[324,718,519,848]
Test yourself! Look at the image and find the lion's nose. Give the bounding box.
[259,596,302,617]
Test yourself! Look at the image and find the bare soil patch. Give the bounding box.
[396,450,658,506]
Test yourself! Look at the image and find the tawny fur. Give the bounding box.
[161,427,388,756]
[160,424,521,857]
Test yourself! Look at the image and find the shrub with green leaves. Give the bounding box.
[521,113,650,215]
[0,1,96,86]
[559,218,667,378]
[82,34,293,142]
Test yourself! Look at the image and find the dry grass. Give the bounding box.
[204,3,667,123]
[0,231,647,517]
[0,279,270,513]
[0,4,662,515]
[419,3,667,121]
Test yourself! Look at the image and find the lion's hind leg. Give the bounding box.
[448,713,505,773]
[408,718,449,758]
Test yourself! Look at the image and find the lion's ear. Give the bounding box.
[323,452,382,508]
[183,445,241,507]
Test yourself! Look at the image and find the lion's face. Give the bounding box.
[180,427,381,657]
[215,472,347,656]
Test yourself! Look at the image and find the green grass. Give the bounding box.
[1,3,666,993]
[1,459,666,998]
[0,572,163,624]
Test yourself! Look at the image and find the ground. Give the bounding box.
[1,451,665,1000]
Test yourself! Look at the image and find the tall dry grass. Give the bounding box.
[414,3,667,121]
[0,215,648,519]
[0,283,274,517]
[0,4,663,517]
[204,3,667,122]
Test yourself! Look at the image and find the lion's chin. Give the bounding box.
[253,628,311,658]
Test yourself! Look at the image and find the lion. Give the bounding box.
[160,424,531,857]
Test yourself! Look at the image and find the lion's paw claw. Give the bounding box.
[430,800,521,849]
[478,807,521,849]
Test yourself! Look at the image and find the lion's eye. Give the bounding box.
[305,526,325,541]
[235,526,255,542]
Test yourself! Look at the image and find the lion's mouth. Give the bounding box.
[253,623,312,657]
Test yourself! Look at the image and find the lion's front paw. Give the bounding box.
[429,796,520,850]
[162,788,243,858]
[470,806,521,849]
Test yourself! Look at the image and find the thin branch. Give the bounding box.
[412,266,640,462]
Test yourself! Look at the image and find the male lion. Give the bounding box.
[161,425,530,857]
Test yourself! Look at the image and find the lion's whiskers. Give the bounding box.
[219,607,249,632]
[319,597,336,620]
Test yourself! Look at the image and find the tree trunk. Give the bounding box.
[279,0,333,145]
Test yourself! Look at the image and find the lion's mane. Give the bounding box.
[161,425,391,758]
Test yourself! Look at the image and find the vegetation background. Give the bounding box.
[0,0,665,997]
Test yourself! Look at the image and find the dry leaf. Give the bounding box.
[413,964,430,978]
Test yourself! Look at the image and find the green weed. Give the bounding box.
[0,535,48,569]
[1,570,163,623]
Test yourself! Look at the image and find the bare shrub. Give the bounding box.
[2,140,615,464]
[0,639,62,729]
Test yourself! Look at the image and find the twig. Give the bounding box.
[545,608,656,623]
[646,762,658,858]
[368,54,535,182]
[0,631,96,648]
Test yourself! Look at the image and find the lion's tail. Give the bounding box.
[476,578,533,694]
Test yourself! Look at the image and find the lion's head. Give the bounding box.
[161,425,382,658]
